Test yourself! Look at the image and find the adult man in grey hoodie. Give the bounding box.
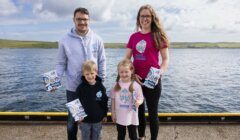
[56,7,106,140]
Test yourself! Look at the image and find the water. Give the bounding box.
[0,48,240,112]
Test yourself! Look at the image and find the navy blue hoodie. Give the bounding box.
[76,76,108,123]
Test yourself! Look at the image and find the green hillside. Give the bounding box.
[0,39,240,48]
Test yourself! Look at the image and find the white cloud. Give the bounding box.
[1,0,240,42]
[0,0,18,16]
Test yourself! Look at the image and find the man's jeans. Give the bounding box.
[66,90,78,140]
[79,122,102,140]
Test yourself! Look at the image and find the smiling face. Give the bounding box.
[83,70,97,85]
[73,12,89,35]
[118,65,133,83]
[139,9,152,30]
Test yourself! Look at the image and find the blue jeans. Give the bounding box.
[66,90,79,140]
[79,122,102,140]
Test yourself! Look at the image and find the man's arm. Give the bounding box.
[56,41,67,79]
[97,40,106,81]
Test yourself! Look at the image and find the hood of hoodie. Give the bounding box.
[81,75,102,85]
[68,27,92,39]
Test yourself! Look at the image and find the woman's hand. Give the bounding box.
[135,74,143,85]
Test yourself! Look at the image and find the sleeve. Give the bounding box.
[97,39,106,82]
[101,85,108,116]
[134,82,144,100]
[56,40,67,79]
[126,34,133,49]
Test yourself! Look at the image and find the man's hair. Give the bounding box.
[74,7,89,17]
[81,60,97,74]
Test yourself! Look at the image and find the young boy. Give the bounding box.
[76,60,108,140]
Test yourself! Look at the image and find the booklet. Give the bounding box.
[143,67,161,89]
[132,91,137,111]
[66,99,87,122]
[42,70,62,92]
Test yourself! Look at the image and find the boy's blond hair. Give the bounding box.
[81,60,98,74]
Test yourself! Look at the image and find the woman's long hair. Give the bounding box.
[114,59,135,93]
[136,4,169,50]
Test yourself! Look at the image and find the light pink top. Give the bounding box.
[111,81,143,126]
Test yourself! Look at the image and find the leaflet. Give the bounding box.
[143,67,161,89]
[42,70,62,91]
[66,99,87,122]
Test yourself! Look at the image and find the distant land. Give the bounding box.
[0,39,240,48]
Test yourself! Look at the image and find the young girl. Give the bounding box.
[111,59,144,140]
[125,4,169,140]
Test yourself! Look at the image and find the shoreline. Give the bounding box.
[1,39,240,48]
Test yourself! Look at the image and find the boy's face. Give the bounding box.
[83,70,97,85]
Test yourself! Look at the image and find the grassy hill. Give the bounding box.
[0,39,240,48]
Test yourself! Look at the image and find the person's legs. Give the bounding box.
[127,125,137,140]
[66,90,78,140]
[79,122,91,140]
[116,124,127,140]
[138,94,146,138]
[144,80,161,140]
[91,122,102,140]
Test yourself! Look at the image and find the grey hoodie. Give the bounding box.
[56,27,106,92]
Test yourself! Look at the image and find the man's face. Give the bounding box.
[73,12,89,34]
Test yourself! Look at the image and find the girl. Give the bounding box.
[125,4,170,140]
[111,59,144,140]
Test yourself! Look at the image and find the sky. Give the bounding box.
[0,0,240,43]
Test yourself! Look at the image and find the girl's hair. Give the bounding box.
[81,60,97,74]
[114,59,135,93]
[136,4,169,50]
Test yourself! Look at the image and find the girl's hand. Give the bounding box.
[111,112,117,123]
[135,74,143,85]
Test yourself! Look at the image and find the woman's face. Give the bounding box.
[139,9,152,30]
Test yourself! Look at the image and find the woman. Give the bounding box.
[125,4,169,140]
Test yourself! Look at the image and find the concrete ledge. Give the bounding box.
[0,121,239,140]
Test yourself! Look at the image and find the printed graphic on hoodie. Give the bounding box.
[96,91,102,101]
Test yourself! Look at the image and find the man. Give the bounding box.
[56,7,106,140]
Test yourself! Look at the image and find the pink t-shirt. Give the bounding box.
[110,81,143,126]
[126,32,167,79]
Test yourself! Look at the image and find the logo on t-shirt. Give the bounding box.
[136,40,146,53]
[96,91,102,101]
[120,88,130,104]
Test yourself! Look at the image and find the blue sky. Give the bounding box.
[0,0,240,43]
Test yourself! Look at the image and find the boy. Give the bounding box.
[76,60,108,140]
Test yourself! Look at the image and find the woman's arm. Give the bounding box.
[159,47,169,73]
[125,48,132,59]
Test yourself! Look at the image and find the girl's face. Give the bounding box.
[139,9,152,30]
[118,66,132,83]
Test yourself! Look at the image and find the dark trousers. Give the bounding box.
[116,124,137,140]
[66,90,79,140]
[138,79,161,140]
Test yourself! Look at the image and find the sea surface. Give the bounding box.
[0,48,240,112]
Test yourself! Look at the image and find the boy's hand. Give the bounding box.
[102,117,107,123]
[111,112,117,123]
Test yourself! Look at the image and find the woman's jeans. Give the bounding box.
[138,79,162,140]
[66,90,78,140]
